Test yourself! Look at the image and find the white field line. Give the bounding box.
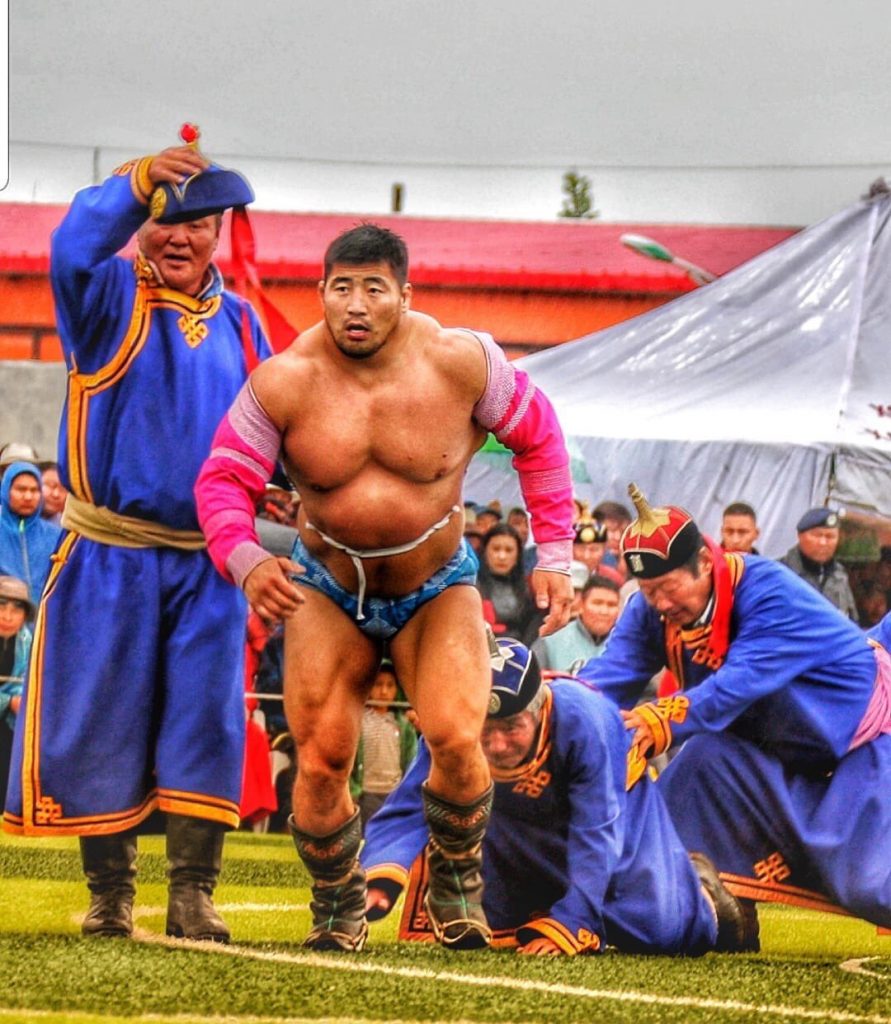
[130,927,891,1024]
[0,1011,492,1024]
[840,957,891,979]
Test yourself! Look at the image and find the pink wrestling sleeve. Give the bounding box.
[471,332,574,573]
[195,382,282,587]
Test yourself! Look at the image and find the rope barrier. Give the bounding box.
[246,692,412,709]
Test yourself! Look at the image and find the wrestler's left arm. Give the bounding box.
[470,333,575,635]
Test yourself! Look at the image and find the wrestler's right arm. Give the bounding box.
[195,371,303,621]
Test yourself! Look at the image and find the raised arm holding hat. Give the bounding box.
[578,483,891,932]
[3,125,273,945]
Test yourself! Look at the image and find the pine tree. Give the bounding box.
[559,170,598,219]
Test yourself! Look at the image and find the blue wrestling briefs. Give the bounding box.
[290,534,479,639]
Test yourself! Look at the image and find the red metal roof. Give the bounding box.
[0,202,798,295]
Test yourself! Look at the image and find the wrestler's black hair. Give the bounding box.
[323,222,409,286]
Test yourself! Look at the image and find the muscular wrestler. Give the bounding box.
[196,223,575,951]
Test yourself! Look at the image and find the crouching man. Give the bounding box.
[362,637,757,955]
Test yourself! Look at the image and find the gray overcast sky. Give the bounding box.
[7,1,891,222]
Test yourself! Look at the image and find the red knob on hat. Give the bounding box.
[179,122,200,145]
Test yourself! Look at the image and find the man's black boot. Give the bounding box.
[80,832,137,938]
[288,808,368,952]
[422,782,493,951]
[691,851,761,952]
[165,814,230,943]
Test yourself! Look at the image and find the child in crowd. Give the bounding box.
[350,660,418,829]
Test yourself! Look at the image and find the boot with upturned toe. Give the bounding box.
[422,782,493,951]
[80,832,137,938]
[165,814,230,943]
[288,808,368,952]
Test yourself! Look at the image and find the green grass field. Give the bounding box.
[1,830,889,1024]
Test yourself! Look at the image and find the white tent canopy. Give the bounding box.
[466,189,891,557]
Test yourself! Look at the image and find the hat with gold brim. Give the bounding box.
[620,482,702,579]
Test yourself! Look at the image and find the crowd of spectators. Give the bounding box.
[4,430,891,836]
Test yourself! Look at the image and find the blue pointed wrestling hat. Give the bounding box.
[487,636,542,719]
[149,123,254,224]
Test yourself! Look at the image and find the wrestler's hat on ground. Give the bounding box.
[150,123,255,224]
[620,482,703,579]
[487,636,541,718]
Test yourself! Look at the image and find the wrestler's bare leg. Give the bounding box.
[282,587,380,950]
[389,584,491,801]
[283,587,380,835]
[390,584,493,949]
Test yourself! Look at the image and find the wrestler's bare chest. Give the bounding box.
[281,364,482,494]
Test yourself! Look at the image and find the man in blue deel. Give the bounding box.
[580,484,891,929]
[3,126,272,944]
[362,635,755,955]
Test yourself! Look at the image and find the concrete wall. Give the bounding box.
[0,362,68,461]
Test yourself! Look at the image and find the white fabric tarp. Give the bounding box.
[466,190,891,556]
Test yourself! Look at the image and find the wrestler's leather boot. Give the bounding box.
[288,808,369,952]
[422,781,493,951]
[165,814,230,943]
[80,832,137,938]
[691,851,761,953]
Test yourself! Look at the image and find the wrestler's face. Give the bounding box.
[637,548,714,626]
[319,261,411,360]
[721,514,759,553]
[0,598,27,638]
[481,710,538,770]
[138,215,220,296]
[7,473,41,518]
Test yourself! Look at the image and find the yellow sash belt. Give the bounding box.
[61,494,206,551]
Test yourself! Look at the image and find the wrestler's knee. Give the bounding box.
[424,725,483,781]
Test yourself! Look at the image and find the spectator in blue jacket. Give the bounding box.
[0,462,61,604]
